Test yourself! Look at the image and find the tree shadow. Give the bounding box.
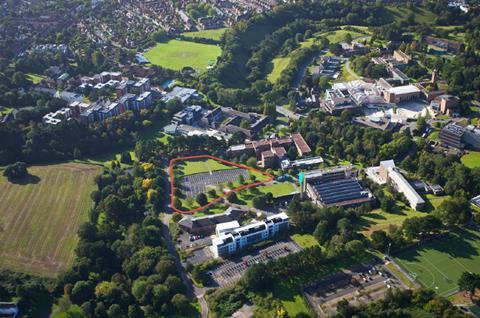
[8,174,41,185]
[365,212,387,220]
[397,228,480,262]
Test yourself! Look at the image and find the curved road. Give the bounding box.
[345,60,360,80]
[161,213,210,317]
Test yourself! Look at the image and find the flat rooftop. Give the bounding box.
[388,85,420,95]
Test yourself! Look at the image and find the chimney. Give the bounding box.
[431,69,439,84]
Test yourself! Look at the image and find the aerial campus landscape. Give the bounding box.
[1,1,480,318]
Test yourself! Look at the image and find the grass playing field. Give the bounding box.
[181,28,228,41]
[461,151,480,169]
[175,158,237,176]
[0,163,101,277]
[144,40,221,72]
[394,228,480,296]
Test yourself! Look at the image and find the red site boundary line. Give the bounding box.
[169,154,274,214]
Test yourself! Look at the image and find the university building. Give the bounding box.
[211,212,289,258]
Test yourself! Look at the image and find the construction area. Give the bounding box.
[303,264,403,317]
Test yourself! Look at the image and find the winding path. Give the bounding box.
[345,59,360,80]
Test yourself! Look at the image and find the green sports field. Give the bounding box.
[394,228,480,296]
[0,163,100,277]
[144,40,221,72]
[175,158,237,176]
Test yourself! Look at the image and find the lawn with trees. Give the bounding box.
[181,28,228,41]
[461,151,480,169]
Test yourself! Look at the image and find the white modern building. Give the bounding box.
[211,212,289,258]
[215,221,240,236]
[377,160,425,210]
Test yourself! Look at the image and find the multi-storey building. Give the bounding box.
[439,123,465,149]
[211,212,289,258]
[378,160,425,211]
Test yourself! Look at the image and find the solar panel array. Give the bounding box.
[311,178,369,205]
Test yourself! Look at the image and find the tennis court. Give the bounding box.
[394,228,480,296]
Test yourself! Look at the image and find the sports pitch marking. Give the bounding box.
[401,261,436,288]
[394,229,480,296]
[169,155,274,214]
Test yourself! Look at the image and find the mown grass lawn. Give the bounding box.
[144,40,221,72]
[291,233,320,249]
[175,158,237,176]
[385,5,437,24]
[273,282,311,317]
[0,163,100,277]
[268,56,291,83]
[74,151,138,168]
[361,195,451,236]
[320,29,365,44]
[181,28,228,41]
[395,228,480,296]
[461,151,480,169]
[235,182,297,206]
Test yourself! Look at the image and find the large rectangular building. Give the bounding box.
[378,160,425,211]
[211,212,289,258]
[304,166,374,208]
[384,85,422,103]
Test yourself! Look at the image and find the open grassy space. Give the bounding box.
[268,56,291,83]
[235,182,297,207]
[338,61,359,82]
[394,228,480,296]
[273,283,311,317]
[361,208,426,236]
[291,233,320,249]
[173,158,276,213]
[74,151,138,169]
[266,25,369,83]
[384,262,417,289]
[385,5,437,24]
[361,195,451,236]
[461,151,480,169]
[144,40,221,72]
[320,29,366,44]
[0,163,101,277]
[175,158,237,176]
[181,28,228,41]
